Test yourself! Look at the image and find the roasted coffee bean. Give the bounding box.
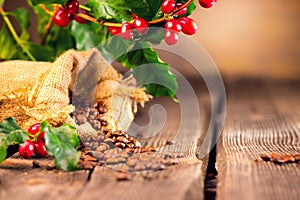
[270,152,281,162]
[127,158,138,167]
[125,147,134,153]
[151,163,165,171]
[112,130,123,136]
[94,152,104,160]
[294,154,300,162]
[133,139,141,148]
[84,107,90,114]
[134,148,142,153]
[101,121,107,126]
[104,138,114,143]
[77,110,86,115]
[260,153,271,162]
[147,146,157,152]
[126,143,135,148]
[166,140,175,145]
[96,135,105,142]
[91,142,98,150]
[105,131,112,138]
[116,172,131,181]
[134,163,146,171]
[117,156,127,163]
[76,115,87,125]
[84,142,91,147]
[97,115,106,122]
[96,145,107,152]
[173,152,184,158]
[98,106,107,114]
[170,159,179,165]
[117,136,129,143]
[105,156,118,164]
[119,152,129,158]
[115,142,126,148]
[141,147,148,153]
[280,155,295,163]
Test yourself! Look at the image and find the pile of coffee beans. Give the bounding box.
[71,100,108,130]
[72,100,183,173]
[260,153,300,165]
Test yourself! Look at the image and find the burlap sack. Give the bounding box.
[0,48,150,135]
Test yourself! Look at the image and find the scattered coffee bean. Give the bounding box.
[32,160,41,168]
[259,152,300,165]
[134,163,146,171]
[116,172,131,181]
[106,157,118,164]
[260,154,271,162]
[294,154,300,162]
[166,140,175,145]
[147,146,157,152]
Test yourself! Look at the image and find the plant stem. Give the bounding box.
[171,0,194,15]
[41,16,53,45]
[57,0,194,28]
[0,7,36,61]
[79,4,91,12]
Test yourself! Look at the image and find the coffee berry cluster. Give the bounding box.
[51,0,217,45]
[18,123,48,158]
[53,0,89,27]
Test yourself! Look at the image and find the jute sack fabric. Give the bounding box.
[0,48,150,134]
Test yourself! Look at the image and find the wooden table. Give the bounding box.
[0,79,299,200]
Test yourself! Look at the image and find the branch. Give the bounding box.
[0,7,36,61]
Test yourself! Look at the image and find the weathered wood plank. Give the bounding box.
[78,80,211,200]
[0,78,211,200]
[216,80,300,200]
[0,157,90,200]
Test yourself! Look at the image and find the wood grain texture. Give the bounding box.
[216,80,300,200]
[79,82,211,200]
[0,79,210,200]
[0,157,90,200]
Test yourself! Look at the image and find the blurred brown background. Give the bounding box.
[2,0,300,80]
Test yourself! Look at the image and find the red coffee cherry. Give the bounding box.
[108,26,121,36]
[66,0,79,14]
[19,140,34,158]
[34,140,48,157]
[176,2,188,16]
[179,17,198,35]
[199,0,217,9]
[133,18,149,35]
[165,19,182,32]
[120,22,133,40]
[73,8,89,24]
[164,30,178,45]
[53,8,72,27]
[161,0,176,14]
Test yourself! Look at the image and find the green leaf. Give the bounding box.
[139,28,164,45]
[29,0,68,6]
[0,145,7,163]
[185,0,197,17]
[0,24,19,60]
[28,1,51,39]
[70,21,103,50]
[8,8,30,32]
[130,44,177,97]
[0,117,28,163]
[41,121,81,171]
[0,117,23,133]
[22,41,56,61]
[124,0,164,21]
[99,38,177,98]
[89,0,131,22]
